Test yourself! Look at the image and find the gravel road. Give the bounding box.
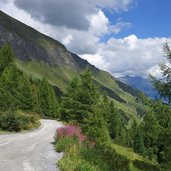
[0,119,63,171]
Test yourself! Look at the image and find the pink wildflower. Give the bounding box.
[56,125,86,143]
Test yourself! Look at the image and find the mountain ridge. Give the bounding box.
[120,76,158,98]
[0,10,147,123]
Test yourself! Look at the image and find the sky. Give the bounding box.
[0,0,171,78]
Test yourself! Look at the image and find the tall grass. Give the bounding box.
[55,126,131,171]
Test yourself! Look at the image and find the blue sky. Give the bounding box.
[104,0,171,39]
[0,0,171,78]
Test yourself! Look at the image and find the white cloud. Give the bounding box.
[1,1,171,79]
[62,35,73,45]
[89,10,109,36]
[147,65,162,79]
[123,34,137,49]
[110,22,131,34]
[82,36,171,78]
[92,0,134,11]
[13,0,134,30]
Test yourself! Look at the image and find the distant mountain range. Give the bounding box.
[120,76,158,99]
[0,10,149,124]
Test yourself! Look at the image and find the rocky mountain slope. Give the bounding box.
[0,10,147,124]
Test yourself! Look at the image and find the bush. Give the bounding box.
[0,110,21,131]
[0,110,40,132]
[133,160,161,171]
[56,125,86,143]
[55,137,78,152]
[55,126,131,171]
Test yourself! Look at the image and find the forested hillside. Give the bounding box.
[0,10,148,125]
[0,45,59,131]
[0,10,170,171]
[55,68,171,171]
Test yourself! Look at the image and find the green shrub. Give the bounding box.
[133,160,161,171]
[0,110,40,132]
[75,159,98,171]
[55,135,131,171]
[0,110,21,131]
[55,137,78,153]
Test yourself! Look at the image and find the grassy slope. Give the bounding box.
[112,144,159,171]
[0,10,147,123]
[16,60,76,92]
[55,135,159,171]
[16,59,147,124]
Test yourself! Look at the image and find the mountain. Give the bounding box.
[0,10,147,124]
[120,76,158,99]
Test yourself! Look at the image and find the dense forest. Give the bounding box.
[0,44,59,131]
[56,68,170,171]
[56,43,171,171]
[0,44,170,170]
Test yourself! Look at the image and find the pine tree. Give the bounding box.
[142,111,160,148]
[60,69,111,146]
[100,93,110,122]
[107,101,125,142]
[0,44,15,75]
[134,127,145,154]
[141,110,160,160]
[38,79,59,118]
[0,64,23,110]
[19,77,34,111]
[78,70,111,145]
[150,43,171,104]
[149,101,171,166]
[30,83,41,113]
[60,77,80,121]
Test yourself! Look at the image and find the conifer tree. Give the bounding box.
[150,43,171,104]
[107,101,125,143]
[134,127,145,154]
[0,44,15,75]
[38,79,59,118]
[60,69,111,145]
[78,69,111,145]
[60,77,80,121]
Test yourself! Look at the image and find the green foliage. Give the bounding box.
[132,160,160,171]
[99,94,127,145]
[55,136,78,153]
[128,100,171,170]
[0,110,39,132]
[60,77,80,121]
[0,61,39,112]
[38,78,59,118]
[60,69,111,146]
[55,136,130,171]
[150,43,171,104]
[0,45,59,120]
[142,110,160,158]
[108,101,125,142]
[0,44,15,75]
[133,127,145,154]
[0,110,21,131]
[147,101,171,168]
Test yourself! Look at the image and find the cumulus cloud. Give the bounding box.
[13,0,133,31]
[0,0,132,55]
[89,10,109,36]
[13,0,96,30]
[92,0,134,11]
[62,35,73,45]
[110,22,132,34]
[1,0,170,79]
[81,35,171,78]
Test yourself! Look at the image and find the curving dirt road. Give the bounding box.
[0,119,63,171]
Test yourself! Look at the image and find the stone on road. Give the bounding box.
[0,119,63,171]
